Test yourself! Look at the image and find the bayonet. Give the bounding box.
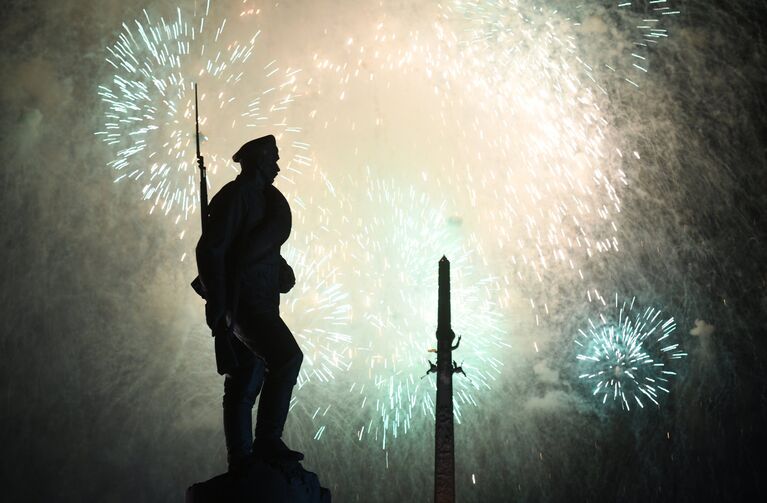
[195,83,208,231]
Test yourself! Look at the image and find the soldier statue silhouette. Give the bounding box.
[195,134,304,473]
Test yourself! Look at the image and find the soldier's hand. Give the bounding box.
[197,155,205,170]
[213,319,239,377]
[215,334,240,377]
[212,316,228,338]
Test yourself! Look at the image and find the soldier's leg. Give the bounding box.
[235,311,304,460]
[253,315,303,441]
[222,338,264,470]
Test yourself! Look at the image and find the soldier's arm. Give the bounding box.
[195,186,246,329]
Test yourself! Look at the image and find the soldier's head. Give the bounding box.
[232,135,280,184]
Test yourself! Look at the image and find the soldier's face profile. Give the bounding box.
[261,150,280,183]
[240,150,279,183]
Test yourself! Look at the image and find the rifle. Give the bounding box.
[190,84,239,376]
[191,83,208,300]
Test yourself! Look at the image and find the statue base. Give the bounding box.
[186,458,331,503]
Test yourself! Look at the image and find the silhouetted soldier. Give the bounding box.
[195,134,304,473]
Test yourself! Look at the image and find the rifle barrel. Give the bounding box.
[195,84,201,157]
[195,83,208,230]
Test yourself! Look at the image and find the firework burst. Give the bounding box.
[575,292,687,411]
[327,174,510,448]
[95,1,310,229]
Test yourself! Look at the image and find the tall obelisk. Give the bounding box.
[434,256,459,503]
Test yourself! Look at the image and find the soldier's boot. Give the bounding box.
[252,437,304,462]
[253,352,304,462]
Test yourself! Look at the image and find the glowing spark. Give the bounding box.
[575,292,687,411]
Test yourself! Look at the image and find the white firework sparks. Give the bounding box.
[575,292,687,411]
[95,1,309,228]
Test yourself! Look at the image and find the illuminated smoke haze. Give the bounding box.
[1,0,765,501]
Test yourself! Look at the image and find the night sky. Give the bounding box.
[1,1,766,502]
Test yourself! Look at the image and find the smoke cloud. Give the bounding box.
[1,0,765,501]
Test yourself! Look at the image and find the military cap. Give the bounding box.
[232,134,278,163]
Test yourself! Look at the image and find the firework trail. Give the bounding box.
[575,291,687,411]
[95,1,310,230]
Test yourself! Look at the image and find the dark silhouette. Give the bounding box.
[186,460,331,503]
[427,257,463,503]
[189,135,329,502]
